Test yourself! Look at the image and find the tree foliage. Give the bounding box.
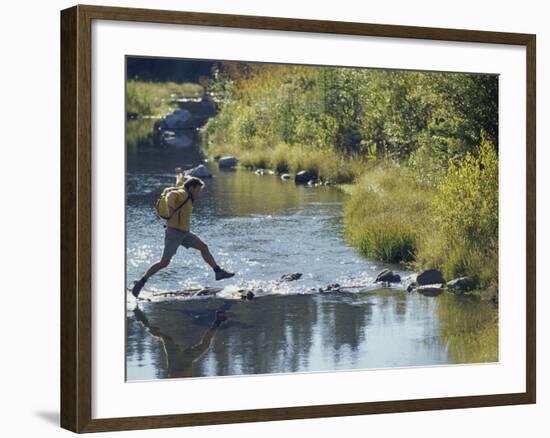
[202,63,498,180]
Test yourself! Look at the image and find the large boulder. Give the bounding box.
[162,108,192,129]
[185,164,212,178]
[295,170,316,184]
[417,284,445,297]
[447,277,477,294]
[218,156,238,168]
[416,269,445,286]
[375,269,401,284]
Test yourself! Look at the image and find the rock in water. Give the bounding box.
[218,156,238,168]
[280,273,302,282]
[295,170,316,184]
[447,277,477,294]
[162,108,191,129]
[375,269,401,284]
[280,173,291,180]
[162,131,192,148]
[185,164,212,178]
[405,274,418,292]
[416,269,445,285]
[319,283,341,293]
[240,291,255,300]
[417,284,445,297]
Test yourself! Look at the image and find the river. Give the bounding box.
[126,145,498,381]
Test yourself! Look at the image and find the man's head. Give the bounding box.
[183,176,205,198]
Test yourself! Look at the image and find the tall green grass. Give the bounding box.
[126,81,204,117]
[343,162,433,264]
[206,142,369,184]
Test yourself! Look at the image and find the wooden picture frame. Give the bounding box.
[60,4,536,433]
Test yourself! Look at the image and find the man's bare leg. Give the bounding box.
[142,256,172,280]
[190,238,234,280]
[190,239,217,269]
[131,256,172,297]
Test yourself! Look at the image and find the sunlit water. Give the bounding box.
[126,147,498,381]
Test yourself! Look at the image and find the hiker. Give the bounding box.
[131,174,234,298]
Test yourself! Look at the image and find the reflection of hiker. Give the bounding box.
[133,305,227,378]
[131,173,234,298]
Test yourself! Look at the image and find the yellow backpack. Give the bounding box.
[155,187,191,221]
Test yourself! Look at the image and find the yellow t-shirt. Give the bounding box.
[166,189,193,232]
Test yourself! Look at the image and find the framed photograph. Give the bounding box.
[60,4,536,433]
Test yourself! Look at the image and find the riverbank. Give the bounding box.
[126,80,204,118]
[204,143,498,303]
[196,63,499,302]
[206,141,368,184]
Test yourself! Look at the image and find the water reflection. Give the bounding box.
[437,294,498,364]
[127,289,474,379]
[129,302,229,378]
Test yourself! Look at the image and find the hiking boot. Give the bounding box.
[215,268,235,281]
[131,278,146,298]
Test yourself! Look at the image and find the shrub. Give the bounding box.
[433,133,498,247]
[418,133,498,291]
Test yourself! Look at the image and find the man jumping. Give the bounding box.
[131,175,234,298]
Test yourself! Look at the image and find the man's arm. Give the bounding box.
[167,191,177,216]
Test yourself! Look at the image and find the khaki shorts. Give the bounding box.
[161,227,201,259]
